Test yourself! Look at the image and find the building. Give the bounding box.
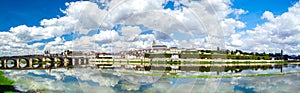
[152,45,167,50]
[167,47,181,54]
[152,45,167,53]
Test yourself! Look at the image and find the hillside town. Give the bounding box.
[56,41,299,62]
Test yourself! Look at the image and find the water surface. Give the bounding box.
[2,63,300,93]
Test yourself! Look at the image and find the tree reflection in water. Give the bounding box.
[1,63,300,92]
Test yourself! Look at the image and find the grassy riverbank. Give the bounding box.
[0,71,17,93]
[90,60,290,65]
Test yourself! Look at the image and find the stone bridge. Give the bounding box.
[0,55,89,69]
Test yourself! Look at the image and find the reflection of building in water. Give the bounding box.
[171,54,179,59]
[101,64,289,74]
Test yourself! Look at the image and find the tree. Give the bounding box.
[236,49,243,54]
[236,56,240,59]
[257,57,261,60]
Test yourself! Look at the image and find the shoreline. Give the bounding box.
[89,58,285,63]
[88,58,300,69]
[92,62,300,68]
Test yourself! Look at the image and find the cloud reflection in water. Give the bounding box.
[2,65,300,93]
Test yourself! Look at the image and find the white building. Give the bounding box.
[152,45,167,53]
[167,47,181,54]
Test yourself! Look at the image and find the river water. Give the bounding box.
[2,63,300,93]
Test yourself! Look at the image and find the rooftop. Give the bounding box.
[152,45,167,47]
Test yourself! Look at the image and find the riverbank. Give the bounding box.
[88,58,295,69]
[89,58,284,63]
[0,71,17,92]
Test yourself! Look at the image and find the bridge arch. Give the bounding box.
[65,58,73,66]
[73,58,80,65]
[0,56,89,69]
[0,59,3,68]
[44,57,55,68]
[51,57,64,67]
[32,58,43,68]
[19,58,30,68]
[6,59,17,68]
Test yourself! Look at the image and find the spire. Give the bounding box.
[152,40,156,46]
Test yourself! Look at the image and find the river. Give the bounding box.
[1,63,300,93]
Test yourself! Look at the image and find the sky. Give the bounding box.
[0,0,300,56]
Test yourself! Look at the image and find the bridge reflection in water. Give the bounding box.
[0,55,89,69]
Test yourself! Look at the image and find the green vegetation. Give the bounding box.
[0,71,16,92]
[32,59,40,65]
[128,61,150,64]
[181,54,270,60]
[145,53,172,58]
[145,53,271,60]
[180,54,202,59]
[216,61,288,64]
[44,58,52,63]
[0,71,14,85]
[226,55,270,60]
[113,60,288,65]
[33,59,39,62]
[66,66,75,70]
[150,61,181,65]
[20,59,27,64]
[4,91,18,93]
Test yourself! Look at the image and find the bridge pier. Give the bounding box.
[42,64,46,69]
[3,59,7,68]
[29,58,33,68]
[84,58,87,64]
[79,58,82,65]
[64,58,68,67]
[0,60,2,69]
[64,62,68,67]
[54,58,58,62]
[42,58,46,62]
[54,63,60,68]
[16,59,20,68]
[53,58,59,68]
[72,59,75,66]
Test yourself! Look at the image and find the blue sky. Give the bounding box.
[1,0,300,55]
[0,0,77,31]
[0,0,78,51]
[0,0,296,31]
[231,0,299,30]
